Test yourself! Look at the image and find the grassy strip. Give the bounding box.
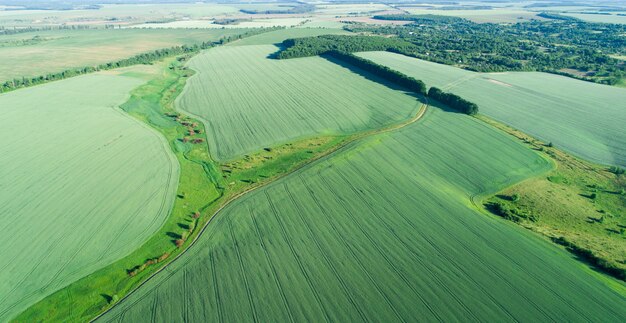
[478,115,626,282]
[11,55,359,322]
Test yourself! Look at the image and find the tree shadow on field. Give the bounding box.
[101,294,112,304]
[321,55,421,100]
[166,231,182,239]
[267,44,287,59]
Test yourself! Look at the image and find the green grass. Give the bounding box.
[177,44,420,161]
[480,116,626,278]
[357,51,626,168]
[98,105,626,322]
[0,28,246,80]
[13,49,392,322]
[0,71,179,321]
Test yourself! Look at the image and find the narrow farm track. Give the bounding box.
[90,101,429,322]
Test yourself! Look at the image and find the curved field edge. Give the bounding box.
[99,106,625,322]
[13,47,426,322]
[0,73,179,321]
[478,115,626,283]
[11,57,220,322]
[356,51,626,169]
[176,44,421,162]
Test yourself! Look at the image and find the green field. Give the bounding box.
[357,51,626,168]
[177,43,419,161]
[131,18,308,29]
[98,105,626,322]
[0,28,245,80]
[562,13,626,24]
[398,7,544,23]
[0,71,178,321]
[229,27,348,46]
[0,3,240,27]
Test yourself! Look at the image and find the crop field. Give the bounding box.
[357,51,626,167]
[131,18,308,29]
[0,72,179,321]
[398,7,544,23]
[0,28,246,80]
[229,27,348,46]
[314,3,397,16]
[177,44,419,161]
[98,106,626,322]
[0,3,240,27]
[561,13,626,24]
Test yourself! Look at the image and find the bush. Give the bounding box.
[551,237,625,281]
[511,194,520,202]
[608,166,625,175]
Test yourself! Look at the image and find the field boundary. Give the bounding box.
[90,98,429,322]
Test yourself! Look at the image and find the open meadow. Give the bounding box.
[0,28,245,81]
[0,70,178,321]
[98,106,626,322]
[358,51,626,168]
[177,41,418,161]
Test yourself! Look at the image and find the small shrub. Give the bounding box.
[175,239,185,248]
[511,194,520,202]
[193,211,201,219]
[546,142,553,147]
[111,294,119,303]
[158,252,170,262]
[590,193,597,200]
[608,166,625,175]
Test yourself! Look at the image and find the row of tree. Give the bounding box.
[0,27,282,93]
[428,87,479,115]
[325,50,427,95]
[277,35,478,115]
[277,34,417,59]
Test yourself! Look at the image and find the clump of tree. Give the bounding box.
[428,87,478,115]
[552,237,625,281]
[276,35,418,60]
[373,14,466,24]
[326,50,427,95]
[608,166,625,175]
[345,15,626,85]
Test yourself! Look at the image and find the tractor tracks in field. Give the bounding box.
[91,100,429,322]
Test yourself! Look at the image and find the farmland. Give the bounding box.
[0,28,245,81]
[0,71,178,321]
[3,2,626,322]
[228,27,348,46]
[177,43,419,161]
[98,105,626,322]
[357,51,626,168]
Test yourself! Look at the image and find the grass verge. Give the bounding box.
[479,115,626,282]
[14,53,427,322]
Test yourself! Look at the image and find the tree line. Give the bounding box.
[277,37,478,115]
[325,50,427,95]
[0,27,282,93]
[428,87,478,115]
[277,34,417,59]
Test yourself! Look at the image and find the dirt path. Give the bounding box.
[91,99,429,323]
